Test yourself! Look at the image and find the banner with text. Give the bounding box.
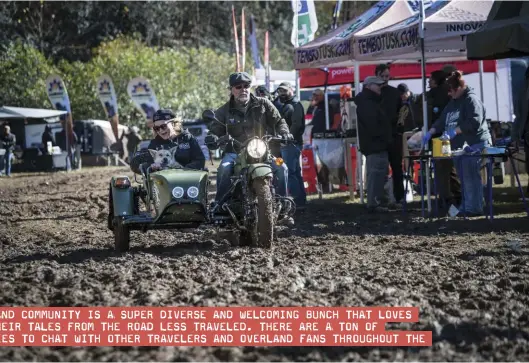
[0,307,432,347]
[356,24,420,58]
[293,0,396,69]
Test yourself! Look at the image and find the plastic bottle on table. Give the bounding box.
[441,132,451,157]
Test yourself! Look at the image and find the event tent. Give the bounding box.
[466,1,529,60]
[354,0,494,62]
[0,106,67,122]
[294,0,430,69]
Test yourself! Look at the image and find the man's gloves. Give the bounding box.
[205,134,219,150]
[218,134,232,144]
[422,131,432,146]
[283,133,294,141]
[446,129,458,139]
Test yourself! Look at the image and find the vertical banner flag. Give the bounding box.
[291,0,318,47]
[241,8,246,72]
[96,75,120,141]
[264,31,270,91]
[126,77,159,129]
[232,5,241,72]
[45,74,74,165]
[249,15,262,69]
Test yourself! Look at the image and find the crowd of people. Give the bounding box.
[356,63,493,216]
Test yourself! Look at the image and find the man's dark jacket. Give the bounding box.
[427,84,451,129]
[1,132,16,151]
[277,96,305,145]
[398,93,420,132]
[147,129,205,170]
[209,94,290,154]
[355,88,392,156]
[309,100,329,136]
[381,85,402,137]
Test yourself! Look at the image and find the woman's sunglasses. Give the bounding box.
[234,84,251,90]
[153,123,169,132]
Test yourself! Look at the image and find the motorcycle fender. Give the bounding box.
[111,185,134,217]
[248,163,273,180]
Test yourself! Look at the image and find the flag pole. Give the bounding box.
[294,0,300,100]
[232,6,241,72]
[419,0,432,214]
[241,8,246,72]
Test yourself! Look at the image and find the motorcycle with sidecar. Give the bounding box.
[107,110,295,251]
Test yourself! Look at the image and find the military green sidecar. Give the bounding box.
[107,150,209,252]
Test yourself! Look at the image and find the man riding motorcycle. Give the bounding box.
[205,72,293,209]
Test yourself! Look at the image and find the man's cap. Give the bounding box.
[397,83,409,94]
[363,76,385,86]
[153,109,176,123]
[277,82,292,91]
[442,64,457,75]
[229,72,252,87]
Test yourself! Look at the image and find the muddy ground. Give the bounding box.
[0,165,528,361]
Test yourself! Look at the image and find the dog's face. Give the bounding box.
[149,147,177,167]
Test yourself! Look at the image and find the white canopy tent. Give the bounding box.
[0,106,67,123]
[294,0,435,70]
[354,0,494,62]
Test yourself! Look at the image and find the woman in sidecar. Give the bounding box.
[130,109,206,174]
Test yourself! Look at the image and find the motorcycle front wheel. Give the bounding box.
[248,177,274,248]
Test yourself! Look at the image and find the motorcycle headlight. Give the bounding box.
[172,187,184,199]
[187,186,199,199]
[247,139,267,159]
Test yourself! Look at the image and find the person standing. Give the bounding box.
[423,71,492,216]
[375,64,404,203]
[275,82,307,211]
[125,126,143,163]
[1,125,16,177]
[397,83,419,132]
[355,76,392,212]
[427,69,462,209]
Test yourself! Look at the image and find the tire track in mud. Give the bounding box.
[0,166,528,361]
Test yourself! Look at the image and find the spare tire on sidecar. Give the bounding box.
[107,149,210,252]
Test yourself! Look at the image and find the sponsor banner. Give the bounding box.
[299,60,496,88]
[295,38,353,69]
[424,21,486,50]
[96,75,119,119]
[127,77,159,122]
[0,306,431,347]
[45,75,71,114]
[356,24,420,57]
[294,0,395,69]
[444,22,485,34]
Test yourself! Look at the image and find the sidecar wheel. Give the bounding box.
[251,178,274,248]
[113,217,130,252]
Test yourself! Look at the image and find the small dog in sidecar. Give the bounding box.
[107,147,209,252]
